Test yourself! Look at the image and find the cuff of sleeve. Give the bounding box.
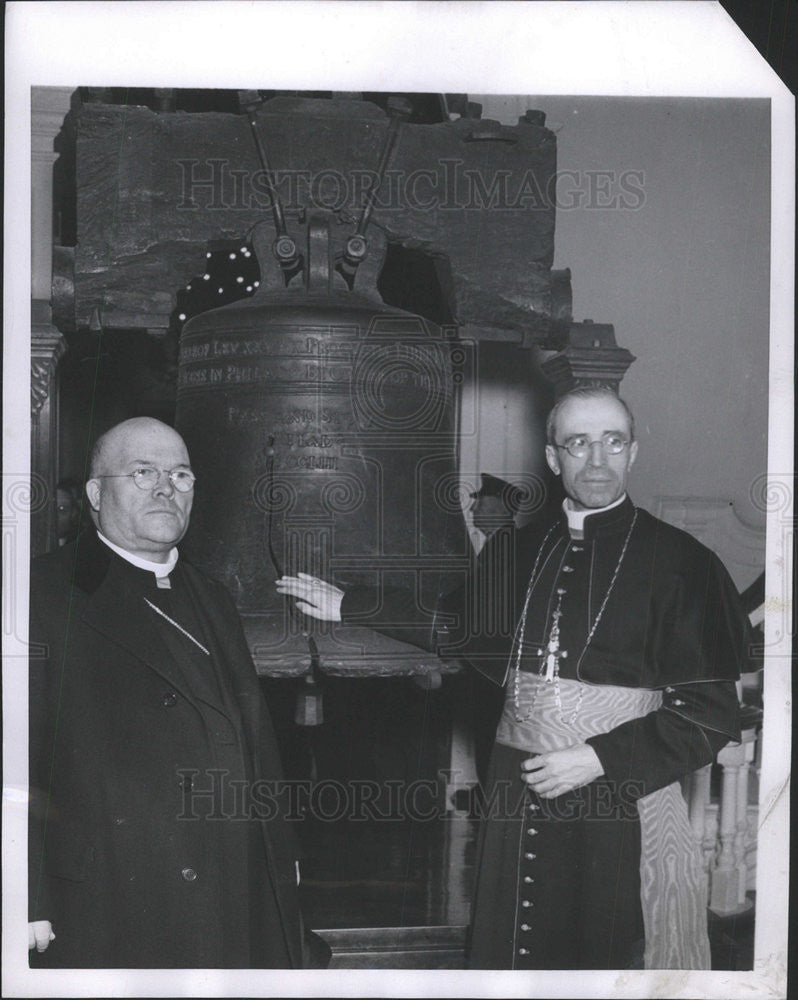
[340,585,378,622]
[584,733,648,805]
[584,732,615,779]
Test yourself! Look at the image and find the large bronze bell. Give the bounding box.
[176,215,468,676]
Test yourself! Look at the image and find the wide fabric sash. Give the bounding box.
[495,675,711,970]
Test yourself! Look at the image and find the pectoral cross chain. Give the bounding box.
[537,589,567,683]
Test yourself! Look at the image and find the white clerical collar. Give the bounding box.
[97,530,179,581]
[563,494,627,535]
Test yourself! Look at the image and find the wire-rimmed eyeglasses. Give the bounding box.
[554,432,631,459]
[98,467,196,493]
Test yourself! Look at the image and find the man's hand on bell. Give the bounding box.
[520,744,604,798]
[276,573,344,621]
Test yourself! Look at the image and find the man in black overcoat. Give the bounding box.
[29,417,317,968]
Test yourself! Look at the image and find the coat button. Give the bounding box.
[181,867,198,882]
[520,923,531,932]
[518,947,530,955]
[163,691,178,707]
[525,852,536,861]
[521,900,533,908]
[524,876,534,883]
[526,827,538,836]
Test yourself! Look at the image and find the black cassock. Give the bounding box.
[340,497,747,969]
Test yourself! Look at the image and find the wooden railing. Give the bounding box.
[685,714,760,917]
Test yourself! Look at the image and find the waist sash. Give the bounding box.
[495,673,711,970]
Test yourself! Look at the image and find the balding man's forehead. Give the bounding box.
[555,396,632,434]
[92,419,189,474]
[110,420,185,447]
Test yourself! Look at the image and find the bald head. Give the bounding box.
[85,418,194,561]
[89,418,188,479]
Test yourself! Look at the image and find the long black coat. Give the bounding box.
[29,530,304,968]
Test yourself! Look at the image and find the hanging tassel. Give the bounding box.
[294,635,324,726]
[294,672,324,726]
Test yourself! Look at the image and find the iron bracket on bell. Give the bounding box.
[239,89,301,279]
[335,95,412,290]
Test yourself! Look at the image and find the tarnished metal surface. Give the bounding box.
[176,217,469,675]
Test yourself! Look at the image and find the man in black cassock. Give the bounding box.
[29,417,323,968]
[276,387,747,970]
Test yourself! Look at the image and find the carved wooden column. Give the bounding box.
[711,746,739,912]
[31,87,73,555]
[734,731,755,906]
[540,320,636,396]
[686,764,714,882]
[30,331,67,555]
[748,726,763,892]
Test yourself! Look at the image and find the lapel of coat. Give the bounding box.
[75,530,199,700]
[178,563,262,748]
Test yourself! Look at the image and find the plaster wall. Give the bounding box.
[473,95,770,547]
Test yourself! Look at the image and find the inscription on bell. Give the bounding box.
[224,405,352,430]
[182,342,211,362]
[180,333,339,365]
[283,433,335,448]
[281,454,339,470]
[179,359,356,389]
[282,408,334,425]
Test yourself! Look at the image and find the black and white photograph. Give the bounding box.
[3,3,793,998]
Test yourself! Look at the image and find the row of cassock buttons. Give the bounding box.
[516,546,582,955]
[517,542,582,958]
[517,799,540,958]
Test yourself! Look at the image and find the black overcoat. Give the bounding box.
[29,530,304,968]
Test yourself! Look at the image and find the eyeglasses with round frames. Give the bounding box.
[98,467,196,493]
[554,432,631,459]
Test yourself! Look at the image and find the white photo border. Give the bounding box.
[3,3,793,998]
